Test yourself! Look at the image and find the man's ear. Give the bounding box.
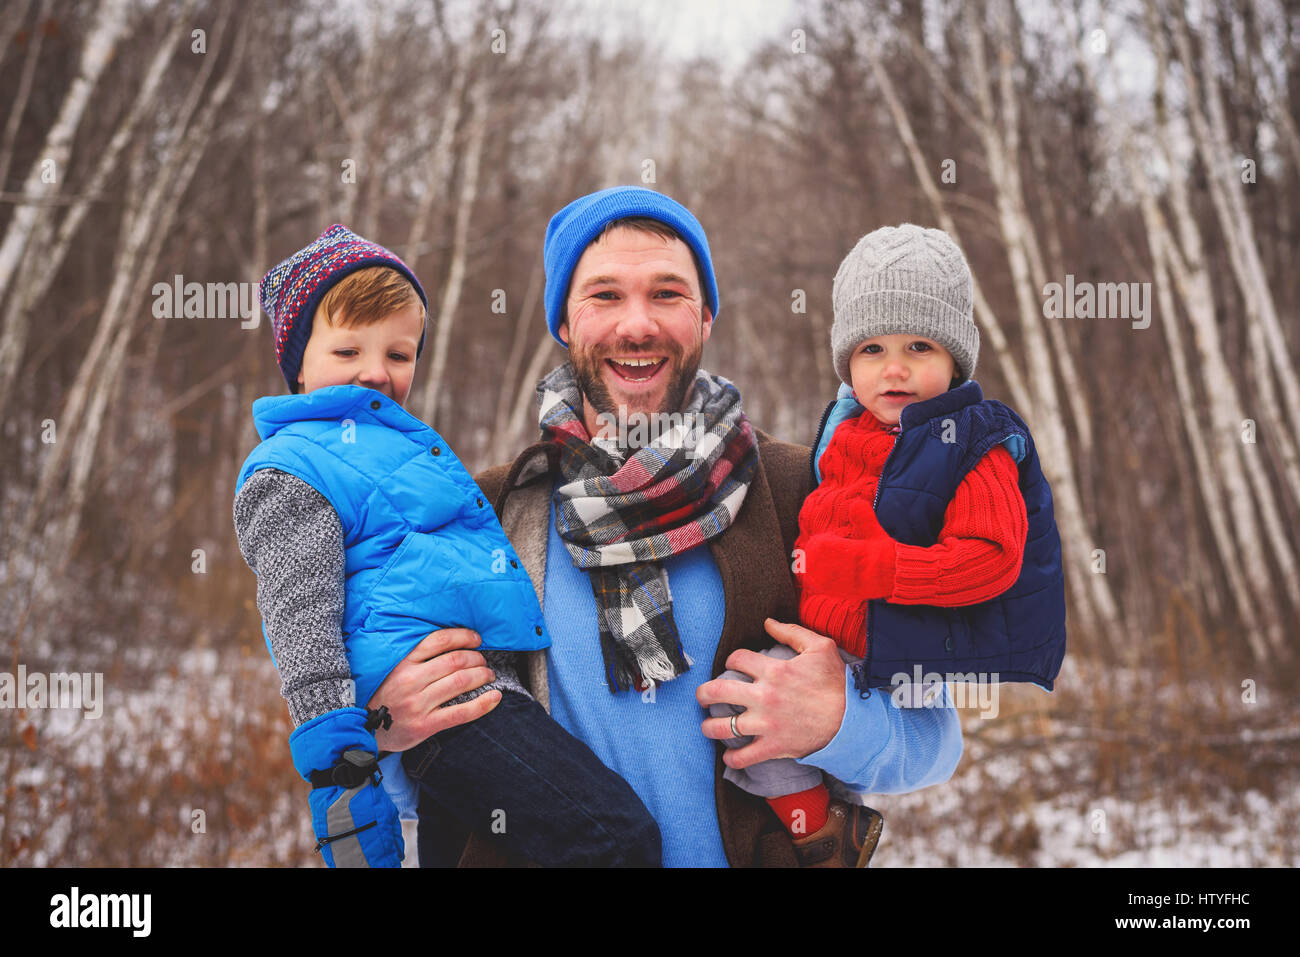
[557,319,569,346]
[700,307,714,344]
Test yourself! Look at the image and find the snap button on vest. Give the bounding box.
[430,447,440,455]
[370,400,380,410]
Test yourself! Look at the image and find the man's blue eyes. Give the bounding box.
[592,290,681,299]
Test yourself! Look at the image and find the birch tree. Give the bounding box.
[0,0,130,411]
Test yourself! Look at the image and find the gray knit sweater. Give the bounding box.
[233,468,527,728]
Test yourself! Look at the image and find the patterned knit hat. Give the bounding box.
[831,224,979,386]
[259,224,428,392]
[543,186,720,346]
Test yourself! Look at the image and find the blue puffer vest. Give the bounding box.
[811,380,1066,692]
[236,384,549,710]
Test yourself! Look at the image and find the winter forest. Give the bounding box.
[1,0,1298,867]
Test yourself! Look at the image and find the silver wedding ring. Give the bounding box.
[729,714,741,739]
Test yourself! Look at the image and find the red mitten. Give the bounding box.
[800,532,897,600]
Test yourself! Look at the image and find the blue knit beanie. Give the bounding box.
[543,186,720,346]
[259,224,428,393]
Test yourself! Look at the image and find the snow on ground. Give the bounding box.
[4,642,1298,866]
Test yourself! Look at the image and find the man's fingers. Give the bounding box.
[427,689,502,736]
[422,649,489,684]
[722,738,780,770]
[695,676,762,710]
[421,664,496,712]
[721,648,777,680]
[764,617,832,655]
[700,713,767,741]
[408,627,482,662]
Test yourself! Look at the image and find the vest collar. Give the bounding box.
[898,379,984,430]
[250,384,429,441]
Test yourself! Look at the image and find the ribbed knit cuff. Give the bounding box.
[286,676,356,727]
[800,593,869,658]
[890,541,954,603]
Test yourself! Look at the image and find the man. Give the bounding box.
[371,186,962,866]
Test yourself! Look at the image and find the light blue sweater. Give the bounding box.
[541,494,964,867]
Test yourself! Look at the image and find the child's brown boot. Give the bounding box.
[791,800,884,867]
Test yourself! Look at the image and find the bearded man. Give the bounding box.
[370,187,963,867]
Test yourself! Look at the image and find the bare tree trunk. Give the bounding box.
[1128,66,1290,654]
[0,0,32,76]
[415,78,489,429]
[490,251,545,462]
[1140,189,1265,651]
[867,39,1033,413]
[0,5,189,415]
[0,0,51,193]
[25,12,247,558]
[1170,8,1300,507]
[0,0,129,396]
[404,54,468,266]
[967,0,1122,652]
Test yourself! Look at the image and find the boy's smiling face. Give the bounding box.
[849,334,956,426]
[295,301,424,405]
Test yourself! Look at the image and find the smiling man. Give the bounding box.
[370,186,963,867]
[560,216,710,439]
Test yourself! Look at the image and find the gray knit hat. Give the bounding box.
[830,224,978,387]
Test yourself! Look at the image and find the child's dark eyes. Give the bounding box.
[859,341,934,355]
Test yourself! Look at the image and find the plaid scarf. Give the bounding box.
[538,362,759,693]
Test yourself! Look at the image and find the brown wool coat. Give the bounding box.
[455,428,813,867]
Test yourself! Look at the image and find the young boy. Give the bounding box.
[709,224,1067,866]
[233,224,661,867]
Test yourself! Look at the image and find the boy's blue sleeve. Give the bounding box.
[797,668,963,794]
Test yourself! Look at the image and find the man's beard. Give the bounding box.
[570,335,702,449]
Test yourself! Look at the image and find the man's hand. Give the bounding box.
[695,618,847,769]
[366,628,501,752]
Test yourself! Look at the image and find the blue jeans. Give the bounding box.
[402,690,661,866]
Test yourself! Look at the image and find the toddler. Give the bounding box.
[709,224,1067,866]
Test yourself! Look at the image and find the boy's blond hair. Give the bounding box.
[318,266,427,329]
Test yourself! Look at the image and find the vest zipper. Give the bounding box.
[861,423,903,698]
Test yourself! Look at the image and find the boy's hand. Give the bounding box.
[289,708,404,867]
[801,532,896,600]
[366,629,501,752]
[695,618,846,767]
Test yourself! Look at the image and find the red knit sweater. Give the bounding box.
[795,409,1029,658]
